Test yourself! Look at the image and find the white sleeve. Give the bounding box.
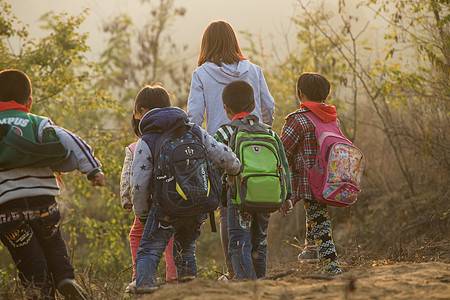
[187,71,206,126]
[258,67,275,126]
[198,127,241,175]
[120,147,133,208]
[39,119,101,175]
[130,139,153,217]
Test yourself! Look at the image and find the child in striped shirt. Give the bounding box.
[214,81,292,279]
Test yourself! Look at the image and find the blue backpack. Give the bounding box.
[149,122,221,223]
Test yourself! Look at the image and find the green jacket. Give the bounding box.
[0,107,101,204]
[0,109,68,169]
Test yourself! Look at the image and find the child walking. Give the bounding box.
[119,115,177,290]
[0,69,105,299]
[187,20,275,279]
[280,72,342,275]
[130,85,241,288]
[214,81,292,279]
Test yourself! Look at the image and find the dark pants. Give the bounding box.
[0,196,74,298]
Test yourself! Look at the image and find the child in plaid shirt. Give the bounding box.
[281,72,342,275]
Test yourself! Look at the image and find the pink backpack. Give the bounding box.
[300,112,365,207]
[128,142,137,155]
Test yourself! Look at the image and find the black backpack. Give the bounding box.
[150,122,221,228]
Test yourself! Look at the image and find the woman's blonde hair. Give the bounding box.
[197,20,244,67]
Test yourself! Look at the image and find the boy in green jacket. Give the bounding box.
[0,69,104,299]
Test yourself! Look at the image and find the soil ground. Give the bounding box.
[139,262,450,300]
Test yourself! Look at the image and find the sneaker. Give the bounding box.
[297,246,320,264]
[57,278,88,300]
[218,274,230,281]
[125,280,136,293]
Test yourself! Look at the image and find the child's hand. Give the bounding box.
[279,199,293,216]
[123,202,133,212]
[227,173,243,186]
[90,172,105,186]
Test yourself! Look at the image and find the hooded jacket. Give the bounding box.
[187,60,275,135]
[280,102,338,204]
[0,101,102,204]
[130,107,241,217]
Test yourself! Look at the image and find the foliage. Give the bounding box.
[0,0,133,283]
[1,0,449,297]
[0,1,216,292]
[291,0,450,195]
[99,0,191,109]
[241,4,352,136]
[264,0,449,270]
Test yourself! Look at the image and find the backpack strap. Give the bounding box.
[146,119,189,160]
[225,115,271,151]
[188,123,217,232]
[188,123,203,140]
[225,120,242,151]
[299,111,351,172]
[209,211,217,232]
[128,142,137,155]
[297,112,321,173]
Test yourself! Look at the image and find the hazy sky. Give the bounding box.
[10,0,305,62]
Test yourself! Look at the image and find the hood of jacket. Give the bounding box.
[202,60,251,84]
[300,101,337,123]
[139,107,188,135]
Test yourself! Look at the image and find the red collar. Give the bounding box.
[0,101,29,113]
[232,112,251,120]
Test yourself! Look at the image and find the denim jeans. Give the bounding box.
[0,196,74,298]
[218,202,234,278]
[135,204,206,287]
[227,198,270,280]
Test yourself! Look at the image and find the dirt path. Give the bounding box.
[141,262,450,300]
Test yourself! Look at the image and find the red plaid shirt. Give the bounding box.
[281,108,317,205]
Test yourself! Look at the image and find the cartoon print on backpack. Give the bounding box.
[324,143,364,204]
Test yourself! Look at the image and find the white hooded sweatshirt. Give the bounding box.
[187,60,275,135]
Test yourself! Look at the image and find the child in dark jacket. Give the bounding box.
[130,84,241,288]
[280,72,342,275]
[214,81,292,279]
[0,69,105,299]
[120,115,177,291]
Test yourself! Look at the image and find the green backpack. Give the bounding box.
[228,115,288,213]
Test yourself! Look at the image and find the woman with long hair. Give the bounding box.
[187,20,275,280]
